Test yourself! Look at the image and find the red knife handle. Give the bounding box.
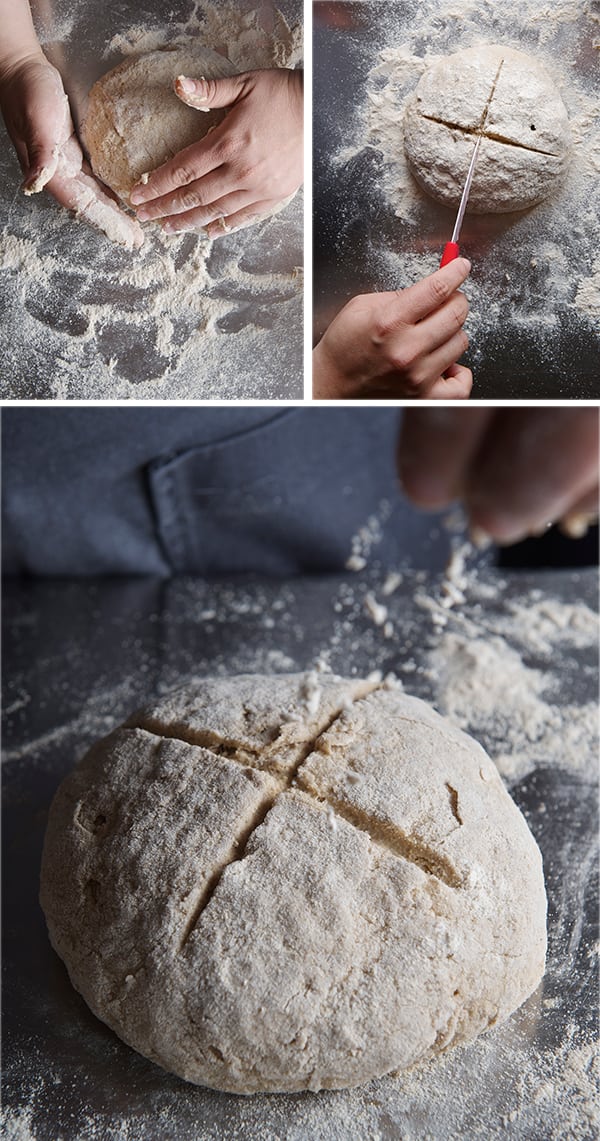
[440,241,460,267]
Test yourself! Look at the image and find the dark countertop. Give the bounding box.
[313,2,600,400]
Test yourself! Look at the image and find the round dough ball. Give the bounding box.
[404,45,571,214]
[40,673,546,1094]
[82,46,238,201]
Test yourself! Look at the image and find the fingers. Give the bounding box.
[412,328,470,387]
[134,164,235,222]
[204,198,279,239]
[47,147,144,249]
[130,136,225,208]
[130,72,252,208]
[11,136,29,175]
[398,409,494,508]
[174,72,248,111]
[560,487,599,538]
[15,61,70,192]
[160,189,253,234]
[393,258,471,325]
[464,409,600,543]
[563,486,599,521]
[398,409,600,543]
[383,289,468,369]
[413,290,469,354]
[22,137,60,193]
[423,364,473,400]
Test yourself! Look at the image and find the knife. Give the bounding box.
[439,58,505,267]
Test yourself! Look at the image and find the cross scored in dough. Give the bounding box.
[403,45,571,214]
[40,674,547,1094]
[132,687,464,951]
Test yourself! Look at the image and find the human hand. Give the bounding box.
[129,68,303,237]
[0,51,70,192]
[0,53,143,248]
[397,408,600,543]
[312,260,473,399]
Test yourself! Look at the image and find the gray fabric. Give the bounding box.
[2,407,450,577]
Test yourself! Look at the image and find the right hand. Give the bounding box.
[312,259,473,400]
[397,408,599,543]
[0,52,143,248]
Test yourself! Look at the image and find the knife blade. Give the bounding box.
[440,57,505,267]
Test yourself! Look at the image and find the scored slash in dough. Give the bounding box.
[82,46,238,202]
[40,673,547,1094]
[403,45,571,214]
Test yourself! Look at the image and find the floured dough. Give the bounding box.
[404,45,571,213]
[40,673,546,1094]
[82,46,238,201]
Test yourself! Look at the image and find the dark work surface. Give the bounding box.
[313,3,600,400]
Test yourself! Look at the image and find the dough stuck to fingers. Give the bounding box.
[41,673,546,1095]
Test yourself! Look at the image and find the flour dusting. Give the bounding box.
[319,0,599,391]
[0,2,302,399]
[2,520,597,1137]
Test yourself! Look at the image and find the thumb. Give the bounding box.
[22,136,60,194]
[173,72,248,111]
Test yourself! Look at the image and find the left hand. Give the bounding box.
[129,67,303,238]
[397,408,600,543]
[0,53,144,248]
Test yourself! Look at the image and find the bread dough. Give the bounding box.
[40,673,546,1094]
[82,46,238,201]
[404,45,571,213]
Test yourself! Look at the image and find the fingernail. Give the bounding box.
[162,220,190,235]
[130,189,145,205]
[177,74,208,101]
[22,166,50,195]
[135,207,151,221]
[468,523,492,550]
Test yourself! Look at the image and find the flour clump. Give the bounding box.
[40,673,546,1094]
[404,45,571,213]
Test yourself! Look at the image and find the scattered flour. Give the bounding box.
[320,0,599,389]
[3,547,597,1138]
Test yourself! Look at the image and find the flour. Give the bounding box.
[574,256,600,322]
[345,500,393,572]
[0,2,303,399]
[4,547,597,1136]
[325,0,599,376]
[107,3,303,73]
